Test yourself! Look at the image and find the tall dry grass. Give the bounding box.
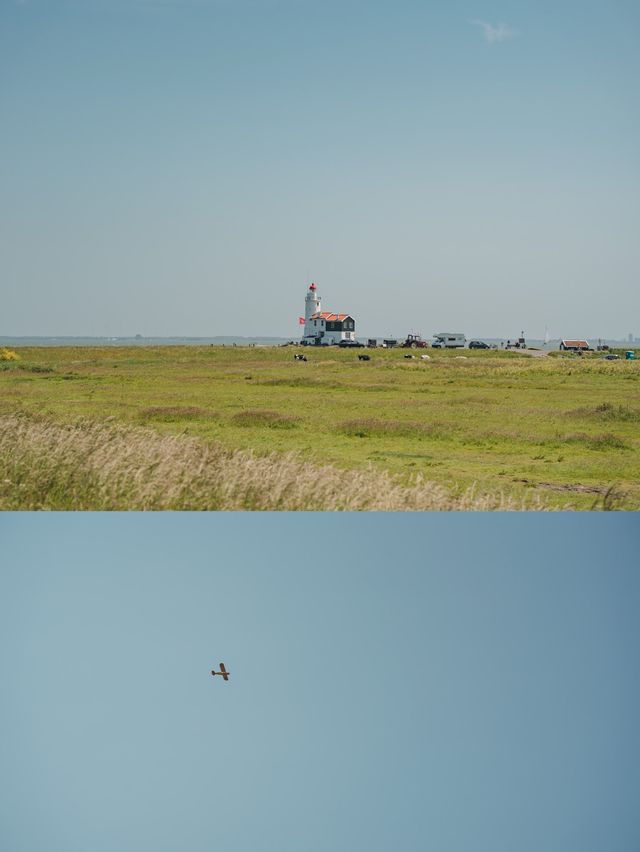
[0,413,555,511]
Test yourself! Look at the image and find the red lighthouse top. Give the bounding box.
[309,282,316,291]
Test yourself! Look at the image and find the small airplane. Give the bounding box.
[211,663,230,681]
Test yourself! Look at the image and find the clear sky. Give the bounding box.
[1,513,639,852]
[1,0,639,339]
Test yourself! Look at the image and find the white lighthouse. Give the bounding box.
[304,282,321,337]
[301,282,356,345]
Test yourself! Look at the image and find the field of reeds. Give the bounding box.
[0,413,547,510]
[0,345,638,510]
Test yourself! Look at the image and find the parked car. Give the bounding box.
[468,340,490,349]
[338,339,364,348]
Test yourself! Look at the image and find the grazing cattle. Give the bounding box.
[294,353,307,362]
[404,354,415,359]
[420,354,430,360]
[358,354,371,361]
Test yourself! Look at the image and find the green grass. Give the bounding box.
[1,344,639,509]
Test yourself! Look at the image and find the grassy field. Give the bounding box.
[1,345,639,510]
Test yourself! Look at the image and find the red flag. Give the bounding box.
[298,316,305,325]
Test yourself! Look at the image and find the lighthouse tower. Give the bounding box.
[300,281,356,345]
[304,282,321,338]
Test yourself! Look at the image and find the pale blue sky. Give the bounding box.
[1,1,639,338]
[1,514,639,851]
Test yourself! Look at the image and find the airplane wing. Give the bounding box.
[219,663,226,672]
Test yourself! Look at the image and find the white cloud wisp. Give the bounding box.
[470,19,517,44]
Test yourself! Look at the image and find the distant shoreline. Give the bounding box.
[1,335,635,348]
[0,336,292,347]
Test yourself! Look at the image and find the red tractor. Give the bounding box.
[402,333,428,349]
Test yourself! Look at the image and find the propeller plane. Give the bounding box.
[211,663,230,681]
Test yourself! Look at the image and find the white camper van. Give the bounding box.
[432,332,466,349]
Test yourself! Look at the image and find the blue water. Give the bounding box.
[0,336,292,347]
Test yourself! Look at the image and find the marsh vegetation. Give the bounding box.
[0,345,638,510]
